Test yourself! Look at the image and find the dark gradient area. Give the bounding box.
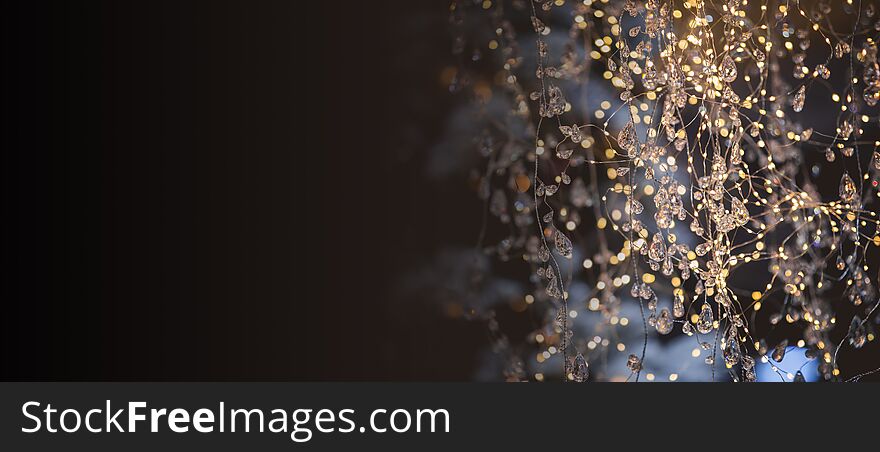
[0,0,483,380]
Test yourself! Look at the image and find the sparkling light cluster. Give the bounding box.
[449,0,880,381]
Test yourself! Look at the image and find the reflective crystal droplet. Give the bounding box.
[849,316,867,348]
[864,84,880,106]
[630,198,644,215]
[673,292,685,318]
[825,148,836,162]
[655,308,673,335]
[538,244,550,262]
[618,122,637,156]
[554,230,573,258]
[840,120,854,140]
[720,54,738,83]
[793,371,805,382]
[556,148,574,159]
[571,353,589,382]
[730,198,749,227]
[544,267,561,298]
[626,354,641,372]
[530,16,546,33]
[695,242,712,256]
[723,337,741,367]
[682,321,694,336]
[630,282,641,298]
[648,233,667,262]
[839,173,858,204]
[697,304,714,334]
[793,85,806,112]
[554,307,567,330]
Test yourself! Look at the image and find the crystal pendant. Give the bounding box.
[720,54,738,83]
[723,337,741,367]
[626,354,641,372]
[618,122,637,156]
[554,230,573,258]
[571,353,589,382]
[648,233,666,261]
[538,244,550,262]
[630,282,641,297]
[655,308,674,335]
[696,304,714,334]
[849,316,867,348]
[865,84,880,106]
[792,85,806,112]
[682,321,694,336]
[545,272,561,298]
[730,198,749,227]
[825,148,836,162]
[839,173,858,204]
[673,291,685,318]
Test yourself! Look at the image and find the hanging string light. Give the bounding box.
[449,0,880,382]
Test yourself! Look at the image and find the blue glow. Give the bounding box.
[755,347,819,382]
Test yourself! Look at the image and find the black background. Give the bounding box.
[0,0,485,380]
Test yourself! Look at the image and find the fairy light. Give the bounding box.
[450,0,880,382]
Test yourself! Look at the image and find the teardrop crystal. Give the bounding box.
[655,308,674,335]
[730,198,749,227]
[682,321,694,336]
[723,337,741,367]
[849,316,867,348]
[839,173,857,204]
[554,230,573,258]
[793,85,806,112]
[570,353,589,382]
[673,291,685,318]
[626,354,641,372]
[720,54,737,83]
[648,233,666,262]
[618,122,637,156]
[696,304,714,334]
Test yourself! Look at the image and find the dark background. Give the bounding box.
[0,0,486,380]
